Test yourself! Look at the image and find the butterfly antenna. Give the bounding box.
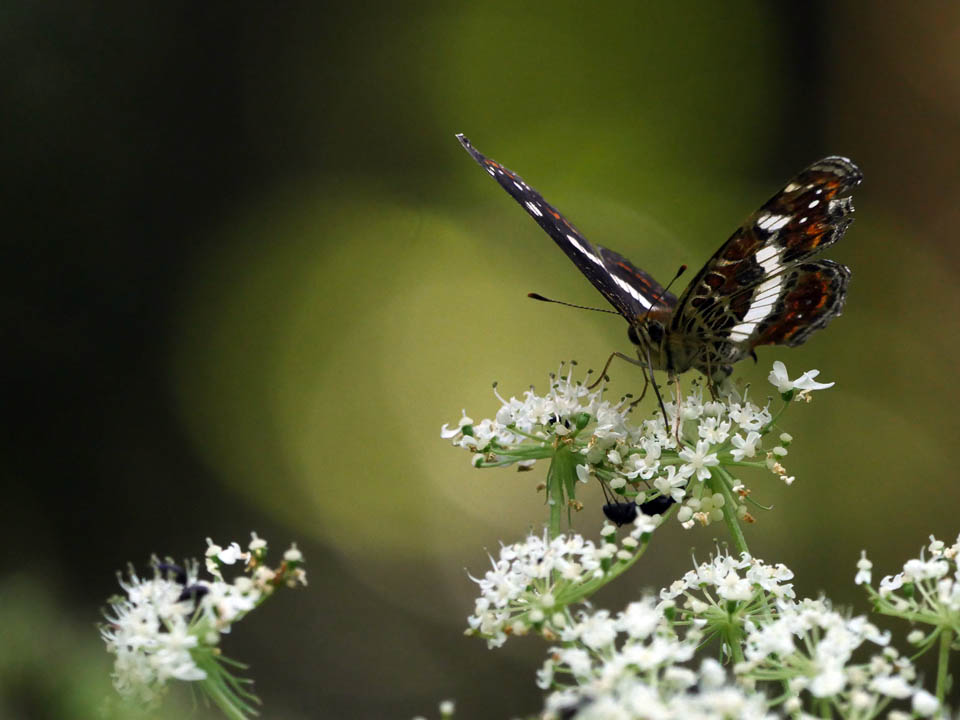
[641,264,687,324]
[527,293,620,314]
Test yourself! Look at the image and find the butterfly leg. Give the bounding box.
[587,351,646,390]
[643,347,671,429]
[702,352,720,401]
[628,367,650,408]
[672,374,684,446]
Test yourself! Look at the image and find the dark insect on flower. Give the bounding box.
[603,495,677,526]
[602,501,638,527]
[154,561,209,604]
[639,495,676,516]
[154,561,187,585]
[177,584,210,604]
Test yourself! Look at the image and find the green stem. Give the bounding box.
[763,397,792,434]
[936,626,953,702]
[725,626,745,664]
[721,461,768,469]
[713,466,749,555]
[817,698,831,719]
[546,446,575,539]
[547,464,562,539]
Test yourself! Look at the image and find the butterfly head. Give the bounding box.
[627,309,672,372]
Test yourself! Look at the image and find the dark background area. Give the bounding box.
[3,2,960,718]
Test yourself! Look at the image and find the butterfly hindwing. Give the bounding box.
[751,260,850,348]
[670,156,860,373]
[457,134,672,321]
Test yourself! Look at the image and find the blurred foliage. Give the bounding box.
[0,578,197,719]
[3,1,960,717]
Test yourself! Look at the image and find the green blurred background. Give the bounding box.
[3,2,960,718]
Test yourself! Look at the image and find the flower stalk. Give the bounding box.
[937,627,952,702]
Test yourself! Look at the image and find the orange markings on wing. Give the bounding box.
[720,232,757,262]
[615,261,652,287]
[756,272,833,345]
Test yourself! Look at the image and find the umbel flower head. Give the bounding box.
[524,547,938,719]
[860,533,960,697]
[100,533,306,717]
[442,361,832,532]
[737,598,932,716]
[467,515,660,648]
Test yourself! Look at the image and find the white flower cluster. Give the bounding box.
[101,533,306,708]
[443,362,830,529]
[542,656,774,720]
[871,534,960,610]
[525,548,940,719]
[739,598,937,716]
[537,595,772,720]
[660,549,795,609]
[441,362,632,465]
[467,517,659,648]
[860,533,960,688]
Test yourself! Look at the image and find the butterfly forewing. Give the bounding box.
[457,134,673,321]
[597,246,677,313]
[670,156,861,373]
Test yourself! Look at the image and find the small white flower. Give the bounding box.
[716,569,753,601]
[618,598,660,639]
[440,411,472,438]
[854,550,872,585]
[653,464,691,502]
[912,688,940,716]
[678,440,719,481]
[903,557,949,582]
[878,573,904,596]
[631,513,661,537]
[730,431,761,461]
[248,532,267,552]
[283,543,303,563]
[698,658,727,689]
[575,610,618,650]
[868,674,913,698]
[698,417,731,444]
[768,360,834,395]
[557,647,593,677]
[906,629,925,645]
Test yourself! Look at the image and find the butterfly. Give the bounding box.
[457,133,860,386]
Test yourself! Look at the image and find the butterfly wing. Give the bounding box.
[670,156,861,374]
[457,134,675,321]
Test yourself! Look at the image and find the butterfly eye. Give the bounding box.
[646,322,664,344]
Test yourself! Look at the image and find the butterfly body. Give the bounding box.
[457,134,860,382]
